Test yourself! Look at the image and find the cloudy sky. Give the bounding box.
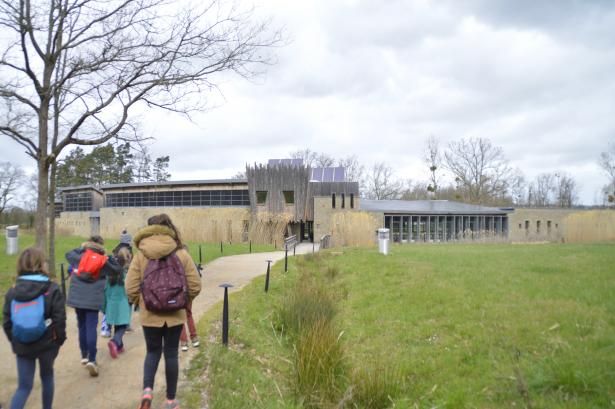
[2,0,615,204]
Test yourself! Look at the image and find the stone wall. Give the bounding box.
[56,211,93,238]
[508,208,615,243]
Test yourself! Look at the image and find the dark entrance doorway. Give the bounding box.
[300,221,313,242]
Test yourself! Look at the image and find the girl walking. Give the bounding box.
[104,246,133,357]
[126,214,201,409]
[65,235,121,376]
[2,247,67,409]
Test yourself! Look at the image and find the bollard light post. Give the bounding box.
[220,241,223,254]
[312,242,315,253]
[284,244,288,272]
[249,240,252,253]
[197,244,203,277]
[219,283,234,346]
[265,260,273,292]
[293,243,296,256]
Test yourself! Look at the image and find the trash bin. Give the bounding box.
[6,225,19,255]
[377,228,389,255]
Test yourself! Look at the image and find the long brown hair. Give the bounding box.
[109,247,132,286]
[147,213,183,249]
[17,247,50,277]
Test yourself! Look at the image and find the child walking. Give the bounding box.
[2,247,67,409]
[66,235,121,376]
[180,303,199,352]
[126,214,201,409]
[104,247,133,358]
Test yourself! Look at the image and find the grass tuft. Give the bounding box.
[348,364,403,409]
[294,318,346,407]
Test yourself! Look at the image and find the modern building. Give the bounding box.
[56,159,615,245]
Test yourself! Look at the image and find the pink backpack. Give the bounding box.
[141,252,188,312]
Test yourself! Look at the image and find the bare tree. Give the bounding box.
[424,135,441,198]
[554,172,578,208]
[0,0,280,251]
[444,137,511,204]
[528,173,555,207]
[337,154,364,185]
[599,144,615,204]
[510,168,527,206]
[364,162,403,200]
[290,149,335,168]
[0,162,24,216]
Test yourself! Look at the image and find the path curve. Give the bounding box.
[0,243,317,409]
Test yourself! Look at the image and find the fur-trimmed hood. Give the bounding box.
[134,225,178,260]
[81,241,105,254]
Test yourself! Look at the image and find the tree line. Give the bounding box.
[290,138,615,208]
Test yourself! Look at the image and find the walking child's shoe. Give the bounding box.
[100,329,111,338]
[165,399,180,409]
[80,357,89,365]
[139,388,153,409]
[191,337,200,348]
[85,361,99,377]
[108,339,119,359]
[181,343,189,352]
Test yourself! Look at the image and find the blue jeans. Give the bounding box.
[75,308,99,362]
[113,325,128,349]
[11,347,58,409]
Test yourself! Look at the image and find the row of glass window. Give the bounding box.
[105,190,250,207]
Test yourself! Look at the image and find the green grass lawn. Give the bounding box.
[185,243,615,409]
[0,234,276,298]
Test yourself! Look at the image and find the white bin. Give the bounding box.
[378,228,389,255]
[6,225,19,255]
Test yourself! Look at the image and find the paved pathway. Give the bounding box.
[0,243,317,409]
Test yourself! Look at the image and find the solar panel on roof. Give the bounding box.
[333,166,346,182]
[267,158,303,167]
[311,168,323,181]
[322,167,334,182]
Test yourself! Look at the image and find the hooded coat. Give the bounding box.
[3,273,67,358]
[125,225,201,327]
[65,241,121,311]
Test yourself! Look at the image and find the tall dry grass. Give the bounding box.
[330,212,380,248]
[563,210,615,243]
[248,211,293,245]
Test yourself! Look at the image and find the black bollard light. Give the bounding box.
[293,243,296,256]
[249,240,252,253]
[265,260,273,292]
[197,244,203,277]
[220,241,223,254]
[284,245,288,272]
[219,283,234,346]
[60,263,66,296]
[312,242,315,253]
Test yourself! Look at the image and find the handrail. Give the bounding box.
[284,235,298,249]
[319,234,331,250]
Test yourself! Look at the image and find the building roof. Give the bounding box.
[100,179,248,190]
[268,158,303,167]
[360,199,513,215]
[58,185,103,194]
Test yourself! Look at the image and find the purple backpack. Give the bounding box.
[141,252,188,312]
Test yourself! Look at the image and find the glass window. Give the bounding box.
[283,191,294,204]
[256,191,267,205]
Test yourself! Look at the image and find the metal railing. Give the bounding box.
[319,234,331,250]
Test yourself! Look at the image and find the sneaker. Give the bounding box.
[191,338,199,348]
[139,388,153,409]
[181,343,189,352]
[80,358,89,365]
[100,330,111,338]
[108,340,119,359]
[85,361,99,377]
[165,399,180,409]
[118,346,125,354]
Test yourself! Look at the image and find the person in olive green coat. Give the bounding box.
[125,214,201,409]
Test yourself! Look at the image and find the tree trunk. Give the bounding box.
[48,161,57,276]
[35,156,49,250]
[35,103,50,249]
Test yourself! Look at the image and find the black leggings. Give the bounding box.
[142,324,183,400]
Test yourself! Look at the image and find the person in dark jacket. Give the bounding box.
[2,247,67,409]
[65,235,120,377]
